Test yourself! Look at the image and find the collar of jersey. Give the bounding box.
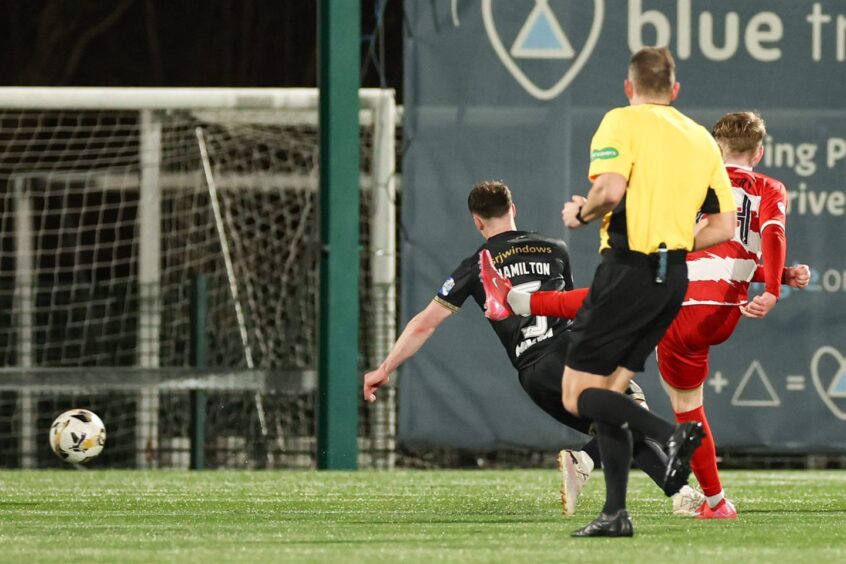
[725,163,754,171]
[487,230,525,241]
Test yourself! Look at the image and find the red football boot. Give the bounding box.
[479,249,513,321]
[694,498,737,519]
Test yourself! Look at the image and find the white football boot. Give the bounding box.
[672,485,707,516]
[558,449,594,515]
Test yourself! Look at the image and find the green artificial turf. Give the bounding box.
[0,469,844,562]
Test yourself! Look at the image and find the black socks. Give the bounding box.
[576,387,681,512]
[581,433,669,494]
[594,421,632,514]
[577,387,675,444]
[632,436,673,495]
[581,437,601,466]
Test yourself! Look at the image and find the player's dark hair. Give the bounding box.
[628,47,675,96]
[468,180,513,219]
[712,111,767,155]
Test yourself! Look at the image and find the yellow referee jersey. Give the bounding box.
[587,104,734,254]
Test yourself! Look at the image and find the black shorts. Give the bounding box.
[518,340,593,436]
[518,335,648,436]
[566,248,688,376]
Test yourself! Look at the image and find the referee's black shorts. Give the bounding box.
[566,248,688,376]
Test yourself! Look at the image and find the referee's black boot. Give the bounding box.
[663,421,705,494]
[570,510,634,538]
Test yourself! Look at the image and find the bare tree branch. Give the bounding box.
[62,0,136,82]
[144,0,164,84]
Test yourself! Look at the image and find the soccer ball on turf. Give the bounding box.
[49,409,106,464]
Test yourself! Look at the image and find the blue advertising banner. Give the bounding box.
[401,0,846,452]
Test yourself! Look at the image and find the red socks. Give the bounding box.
[530,288,589,318]
[675,405,722,497]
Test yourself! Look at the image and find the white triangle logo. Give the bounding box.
[827,368,846,398]
[482,0,605,101]
[731,360,781,407]
[811,346,846,420]
[511,0,575,59]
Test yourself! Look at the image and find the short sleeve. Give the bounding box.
[759,179,788,232]
[708,144,735,213]
[700,188,721,215]
[433,256,477,312]
[588,110,633,181]
[553,240,575,290]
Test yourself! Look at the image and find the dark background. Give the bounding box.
[0,1,404,91]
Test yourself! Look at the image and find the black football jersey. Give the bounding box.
[434,230,574,370]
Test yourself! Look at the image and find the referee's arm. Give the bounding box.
[695,149,737,250]
[562,172,627,227]
[692,210,735,250]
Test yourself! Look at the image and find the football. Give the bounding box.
[49,409,106,464]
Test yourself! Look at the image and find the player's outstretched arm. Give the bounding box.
[363,300,453,402]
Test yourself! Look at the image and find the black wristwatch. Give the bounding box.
[576,206,589,225]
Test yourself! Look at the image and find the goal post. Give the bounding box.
[0,87,398,469]
[318,0,361,471]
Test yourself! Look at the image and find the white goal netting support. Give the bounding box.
[0,87,398,469]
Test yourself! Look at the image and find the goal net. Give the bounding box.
[0,88,398,469]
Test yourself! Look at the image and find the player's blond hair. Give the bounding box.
[712,112,767,155]
[628,47,675,96]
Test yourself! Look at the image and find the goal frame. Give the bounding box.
[0,87,398,469]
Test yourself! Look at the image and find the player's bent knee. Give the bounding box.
[667,384,704,413]
[607,366,636,393]
[562,367,606,416]
[561,392,580,417]
[561,383,580,415]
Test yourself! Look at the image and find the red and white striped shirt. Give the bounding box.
[684,165,788,306]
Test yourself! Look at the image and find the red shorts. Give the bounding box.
[656,305,742,390]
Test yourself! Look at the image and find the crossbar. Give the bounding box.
[0,368,316,393]
[0,87,391,110]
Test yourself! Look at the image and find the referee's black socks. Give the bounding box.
[580,433,670,495]
[594,421,632,514]
[632,435,674,495]
[577,387,675,444]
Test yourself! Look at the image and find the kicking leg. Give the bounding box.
[668,384,736,519]
[657,315,738,520]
